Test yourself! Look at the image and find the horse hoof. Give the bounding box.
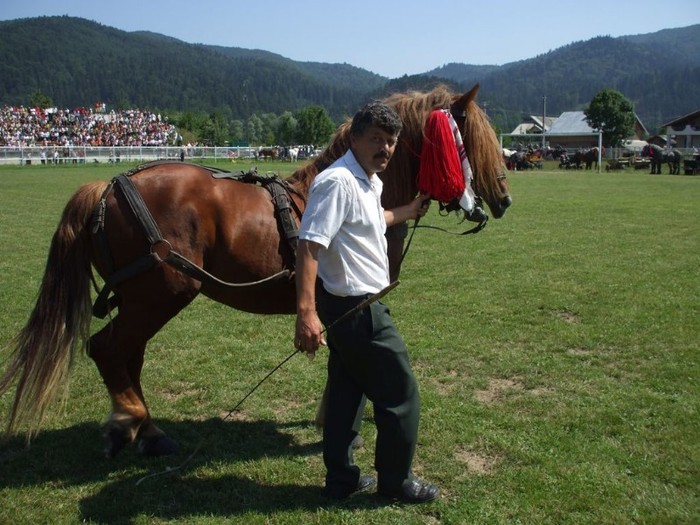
[104,426,129,458]
[138,435,179,457]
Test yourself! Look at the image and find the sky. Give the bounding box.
[2,0,699,78]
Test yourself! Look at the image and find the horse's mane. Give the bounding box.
[288,84,504,209]
[449,88,505,209]
[287,123,351,195]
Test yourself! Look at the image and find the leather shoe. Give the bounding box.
[325,474,376,500]
[379,479,440,504]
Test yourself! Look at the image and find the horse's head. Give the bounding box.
[291,84,512,223]
[449,84,512,219]
[641,144,657,158]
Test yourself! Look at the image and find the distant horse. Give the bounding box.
[525,149,543,169]
[506,149,540,170]
[641,144,682,175]
[502,148,516,160]
[257,147,277,160]
[0,84,511,457]
[288,147,299,162]
[567,147,599,170]
[506,151,525,170]
[546,145,567,161]
[558,152,573,169]
[569,150,586,170]
[582,147,599,170]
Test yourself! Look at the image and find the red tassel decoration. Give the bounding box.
[418,110,465,203]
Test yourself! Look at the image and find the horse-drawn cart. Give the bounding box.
[605,158,629,171]
[633,158,651,170]
[683,158,699,175]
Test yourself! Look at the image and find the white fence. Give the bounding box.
[0,145,263,165]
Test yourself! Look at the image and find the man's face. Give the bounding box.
[350,125,398,175]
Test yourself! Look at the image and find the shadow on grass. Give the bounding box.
[0,417,385,521]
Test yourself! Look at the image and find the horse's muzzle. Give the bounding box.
[490,194,512,219]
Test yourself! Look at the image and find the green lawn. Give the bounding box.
[0,162,698,524]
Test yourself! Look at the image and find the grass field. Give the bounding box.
[0,161,698,524]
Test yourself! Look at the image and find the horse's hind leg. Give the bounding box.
[89,286,196,457]
[90,326,147,458]
[125,338,179,457]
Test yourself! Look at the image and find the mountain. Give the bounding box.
[424,63,501,88]
[621,24,700,65]
[0,16,384,120]
[426,26,700,132]
[0,16,697,132]
[199,43,385,92]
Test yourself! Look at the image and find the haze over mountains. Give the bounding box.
[0,16,698,132]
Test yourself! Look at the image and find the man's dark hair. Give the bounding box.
[350,102,402,137]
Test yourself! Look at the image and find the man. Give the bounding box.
[294,102,439,503]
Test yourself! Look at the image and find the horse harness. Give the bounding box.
[91,160,303,319]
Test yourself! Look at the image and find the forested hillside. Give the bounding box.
[0,16,697,133]
[0,16,380,121]
[425,26,700,133]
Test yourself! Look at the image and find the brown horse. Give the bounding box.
[257,147,278,160]
[583,147,600,170]
[0,84,511,457]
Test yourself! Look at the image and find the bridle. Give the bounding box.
[394,104,512,268]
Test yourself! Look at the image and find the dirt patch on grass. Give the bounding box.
[474,378,524,404]
[474,378,554,404]
[428,369,464,396]
[555,309,580,323]
[567,347,592,356]
[539,305,580,323]
[159,381,204,402]
[220,409,255,422]
[454,448,500,475]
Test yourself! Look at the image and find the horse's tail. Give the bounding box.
[0,181,107,442]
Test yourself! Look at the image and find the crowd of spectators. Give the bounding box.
[0,105,178,148]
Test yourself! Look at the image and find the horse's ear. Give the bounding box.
[452,84,480,113]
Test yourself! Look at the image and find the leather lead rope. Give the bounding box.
[398,210,487,271]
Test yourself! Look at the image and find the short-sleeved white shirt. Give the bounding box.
[300,149,390,296]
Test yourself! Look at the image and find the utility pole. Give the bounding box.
[542,96,547,151]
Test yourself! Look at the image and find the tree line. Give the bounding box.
[169,105,337,147]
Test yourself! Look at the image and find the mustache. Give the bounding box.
[374,151,391,160]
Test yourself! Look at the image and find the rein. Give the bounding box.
[398,209,488,271]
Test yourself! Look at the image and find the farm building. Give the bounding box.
[509,115,557,136]
[545,111,647,149]
[506,111,648,150]
[661,109,700,149]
